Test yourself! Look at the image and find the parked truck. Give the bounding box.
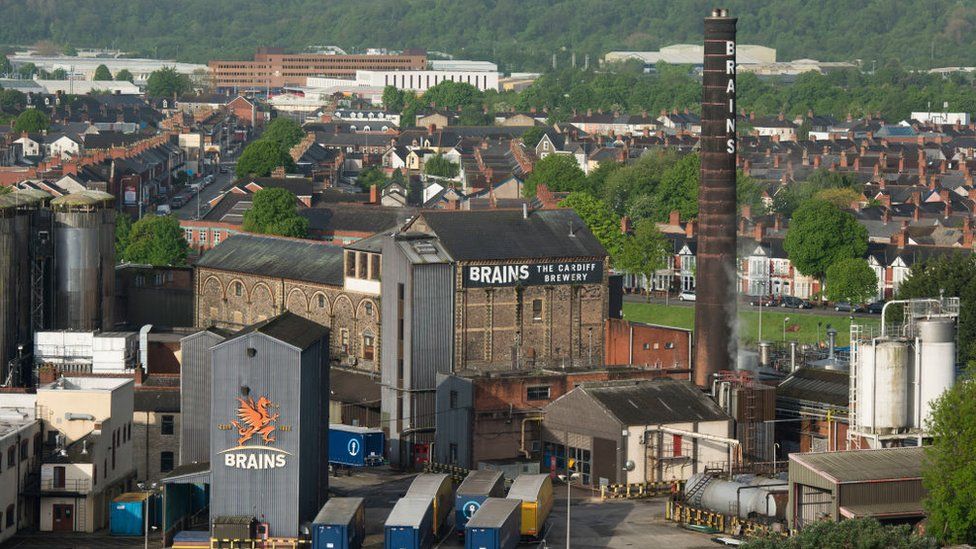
[385,496,434,549]
[464,498,521,549]
[312,497,366,549]
[405,473,454,536]
[454,470,505,536]
[329,424,385,467]
[505,474,553,539]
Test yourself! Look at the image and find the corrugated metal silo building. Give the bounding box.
[179,327,230,465]
[209,312,330,538]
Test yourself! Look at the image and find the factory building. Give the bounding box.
[788,447,926,528]
[179,328,229,466]
[208,313,330,539]
[0,397,41,544]
[194,234,380,373]
[541,379,733,486]
[380,208,608,467]
[0,190,116,385]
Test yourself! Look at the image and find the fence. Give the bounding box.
[666,499,788,539]
[209,539,309,548]
[600,480,679,500]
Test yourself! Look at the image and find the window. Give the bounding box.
[542,140,549,151]
[362,333,374,360]
[213,231,221,245]
[364,302,373,317]
[356,252,367,279]
[19,440,27,461]
[160,451,174,473]
[449,443,458,464]
[161,415,175,435]
[449,390,458,409]
[532,299,543,322]
[5,447,13,469]
[369,254,381,280]
[198,230,207,242]
[5,504,12,528]
[154,273,164,286]
[345,251,356,277]
[317,294,326,308]
[340,329,350,355]
[526,386,551,401]
[234,281,243,297]
[53,466,65,488]
[134,275,145,288]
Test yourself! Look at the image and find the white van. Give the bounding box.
[155,204,172,215]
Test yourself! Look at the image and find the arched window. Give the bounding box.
[5,504,13,528]
[234,281,243,297]
[317,294,326,309]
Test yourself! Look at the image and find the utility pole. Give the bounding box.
[552,53,557,70]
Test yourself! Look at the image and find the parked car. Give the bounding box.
[170,195,187,209]
[866,300,885,314]
[678,291,696,302]
[749,296,776,307]
[155,204,172,215]
[219,166,229,174]
[780,296,813,309]
[833,302,866,312]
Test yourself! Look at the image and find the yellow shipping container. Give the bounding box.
[507,474,553,538]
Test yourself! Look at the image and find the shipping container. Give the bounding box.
[405,474,453,536]
[505,474,553,539]
[454,470,505,535]
[464,498,521,549]
[312,497,366,549]
[110,492,151,536]
[384,497,433,549]
[212,516,257,541]
[329,424,385,467]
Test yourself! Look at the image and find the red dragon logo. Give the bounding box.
[232,396,279,446]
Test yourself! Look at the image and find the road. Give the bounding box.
[171,160,237,221]
[1,531,162,548]
[624,294,879,318]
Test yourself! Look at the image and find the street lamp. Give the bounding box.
[773,442,780,473]
[136,482,159,549]
[782,317,790,342]
[557,463,581,549]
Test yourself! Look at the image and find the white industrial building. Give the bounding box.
[605,44,776,67]
[32,80,142,95]
[34,331,139,374]
[910,111,971,126]
[308,67,499,93]
[7,55,207,83]
[0,397,41,544]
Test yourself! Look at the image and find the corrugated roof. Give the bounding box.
[313,497,363,525]
[466,498,520,528]
[196,233,344,286]
[406,474,451,499]
[418,209,606,261]
[582,379,729,425]
[162,462,211,484]
[839,501,925,518]
[791,447,925,483]
[777,368,849,407]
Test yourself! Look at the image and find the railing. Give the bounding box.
[666,499,789,539]
[39,478,91,493]
[211,540,310,549]
[600,480,679,500]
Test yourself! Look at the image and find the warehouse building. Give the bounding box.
[788,447,926,529]
[208,313,330,539]
[195,234,380,372]
[380,208,608,467]
[541,379,732,486]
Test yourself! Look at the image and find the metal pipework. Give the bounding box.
[693,10,738,388]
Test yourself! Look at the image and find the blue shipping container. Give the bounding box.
[329,425,385,467]
[385,497,433,549]
[312,497,366,549]
[454,470,505,535]
[464,499,521,549]
[111,492,150,536]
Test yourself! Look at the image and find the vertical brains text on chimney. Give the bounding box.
[725,40,736,154]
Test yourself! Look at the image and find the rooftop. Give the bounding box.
[790,447,925,483]
[224,312,329,351]
[38,377,131,392]
[196,233,344,286]
[581,379,729,425]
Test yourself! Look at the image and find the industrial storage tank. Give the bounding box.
[857,340,911,432]
[51,192,116,331]
[0,195,18,370]
[684,473,785,520]
[917,319,956,428]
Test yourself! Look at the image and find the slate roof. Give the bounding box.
[417,209,606,261]
[582,379,729,425]
[330,368,381,405]
[237,177,313,197]
[300,205,411,235]
[196,233,344,286]
[134,389,181,413]
[777,367,849,407]
[227,311,329,351]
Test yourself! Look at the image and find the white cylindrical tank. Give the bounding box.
[858,340,911,432]
[684,473,785,520]
[917,319,956,429]
[856,340,877,430]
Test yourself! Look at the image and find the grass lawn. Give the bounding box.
[622,302,880,346]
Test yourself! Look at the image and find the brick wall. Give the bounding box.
[604,318,692,369]
[132,409,180,485]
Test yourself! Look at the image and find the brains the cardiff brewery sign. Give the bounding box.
[462,261,603,288]
[217,395,292,470]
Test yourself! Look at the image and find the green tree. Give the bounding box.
[242,188,309,238]
[357,165,388,192]
[742,518,934,549]
[115,69,134,83]
[784,199,868,280]
[897,253,976,365]
[93,64,113,81]
[17,62,36,80]
[123,215,189,266]
[424,154,459,178]
[146,67,192,97]
[524,154,586,198]
[521,126,545,148]
[49,68,68,79]
[825,258,878,304]
[0,56,12,76]
[12,109,50,133]
[235,140,296,177]
[0,89,26,114]
[61,44,77,56]
[382,86,406,112]
[262,117,305,149]
[815,187,862,209]
[654,153,699,222]
[0,186,11,195]
[558,192,624,260]
[615,219,669,295]
[115,212,133,258]
[924,380,976,545]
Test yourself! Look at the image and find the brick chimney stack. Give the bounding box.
[669,210,681,226]
[620,215,632,235]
